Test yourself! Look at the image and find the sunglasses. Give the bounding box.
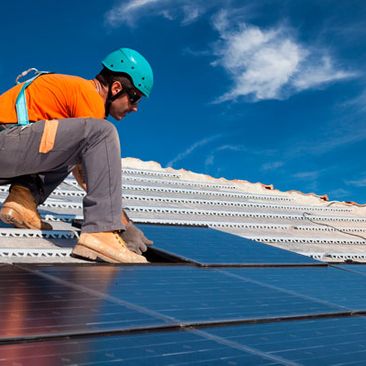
[125,87,142,105]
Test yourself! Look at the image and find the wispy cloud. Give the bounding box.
[211,10,357,102]
[105,0,214,27]
[261,161,284,171]
[105,0,165,27]
[292,171,320,180]
[345,176,366,187]
[166,134,222,168]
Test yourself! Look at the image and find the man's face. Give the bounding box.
[109,82,143,121]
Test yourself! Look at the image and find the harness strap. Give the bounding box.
[15,69,50,126]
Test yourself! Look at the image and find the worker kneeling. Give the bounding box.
[0,48,154,263]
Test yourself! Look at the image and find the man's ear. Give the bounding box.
[111,81,123,96]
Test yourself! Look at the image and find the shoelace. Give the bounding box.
[113,231,127,248]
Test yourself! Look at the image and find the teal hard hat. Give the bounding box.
[102,48,153,97]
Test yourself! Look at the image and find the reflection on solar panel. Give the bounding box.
[22,265,341,324]
[0,328,290,365]
[140,224,321,266]
[2,261,366,364]
[0,265,167,342]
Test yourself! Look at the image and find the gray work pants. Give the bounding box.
[0,118,124,233]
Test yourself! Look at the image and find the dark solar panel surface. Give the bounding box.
[3,316,366,365]
[0,329,277,366]
[0,265,167,341]
[30,265,341,324]
[138,224,320,266]
[335,264,366,276]
[204,316,366,365]
[223,266,366,310]
[2,219,366,364]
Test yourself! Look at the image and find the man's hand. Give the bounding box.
[120,221,153,254]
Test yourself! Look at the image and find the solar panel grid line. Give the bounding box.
[189,328,300,366]
[224,266,366,312]
[123,184,293,202]
[217,269,352,312]
[199,317,366,365]
[122,194,352,213]
[126,205,366,223]
[0,329,282,366]
[22,264,337,326]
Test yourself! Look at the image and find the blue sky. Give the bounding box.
[1,0,366,202]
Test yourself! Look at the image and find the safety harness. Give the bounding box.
[15,68,50,125]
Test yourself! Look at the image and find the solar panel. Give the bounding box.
[0,329,279,365]
[223,266,366,310]
[335,264,366,276]
[204,316,366,365]
[0,265,168,341]
[28,265,341,326]
[138,224,322,266]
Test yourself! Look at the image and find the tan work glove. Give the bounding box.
[120,210,153,254]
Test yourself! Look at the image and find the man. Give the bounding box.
[0,48,153,263]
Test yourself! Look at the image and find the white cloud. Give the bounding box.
[166,134,221,168]
[105,0,166,27]
[346,177,366,187]
[261,161,284,171]
[292,171,320,180]
[105,0,211,27]
[212,10,357,102]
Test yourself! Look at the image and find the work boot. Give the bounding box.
[0,185,53,230]
[72,231,148,263]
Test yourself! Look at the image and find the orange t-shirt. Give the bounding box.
[0,74,105,123]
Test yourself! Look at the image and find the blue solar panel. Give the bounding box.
[335,264,366,276]
[138,224,321,266]
[29,265,342,325]
[223,266,366,310]
[0,329,276,365]
[205,316,366,365]
[0,265,167,341]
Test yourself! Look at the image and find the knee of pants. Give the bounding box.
[84,119,119,144]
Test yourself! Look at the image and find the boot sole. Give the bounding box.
[0,207,52,231]
[0,208,37,230]
[71,244,120,263]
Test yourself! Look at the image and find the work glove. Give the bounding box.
[120,221,153,255]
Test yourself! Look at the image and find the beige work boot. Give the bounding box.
[0,185,53,230]
[72,231,148,263]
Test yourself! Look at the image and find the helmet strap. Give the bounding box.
[105,83,125,117]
